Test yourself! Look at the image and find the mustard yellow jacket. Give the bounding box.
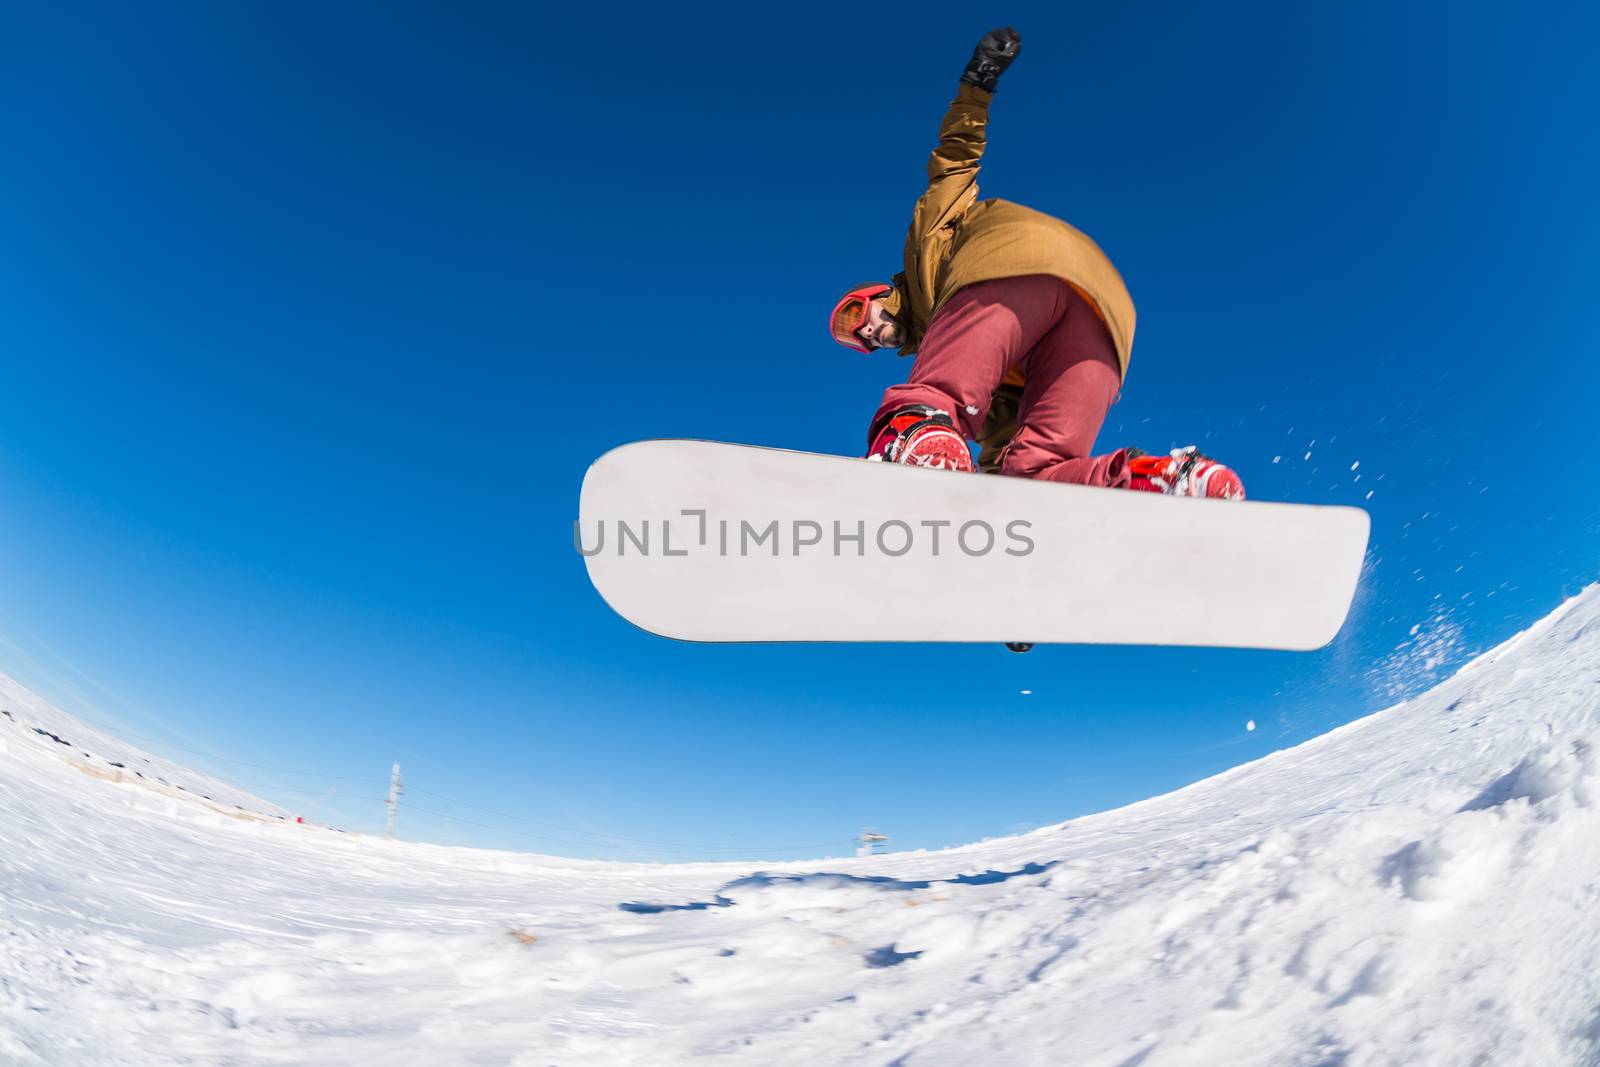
[883,83,1136,380]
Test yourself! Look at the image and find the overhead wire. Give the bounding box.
[5,705,853,857]
[402,802,851,857]
[402,784,843,851]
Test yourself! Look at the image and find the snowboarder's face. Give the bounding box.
[859,300,904,350]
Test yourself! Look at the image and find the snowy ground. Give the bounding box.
[4,593,1600,1066]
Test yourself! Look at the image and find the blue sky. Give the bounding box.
[2,1,1597,860]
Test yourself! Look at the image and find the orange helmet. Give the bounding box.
[829,282,893,353]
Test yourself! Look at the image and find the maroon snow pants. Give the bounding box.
[872,274,1131,487]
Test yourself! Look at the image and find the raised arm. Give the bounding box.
[907,28,1020,241]
[908,82,992,242]
[891,29,1021,343]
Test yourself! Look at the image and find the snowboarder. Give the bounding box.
[830,27,1244,500]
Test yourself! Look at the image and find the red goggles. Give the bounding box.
[829,283,892,353]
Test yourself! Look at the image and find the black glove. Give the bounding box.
[960,27,1021,92]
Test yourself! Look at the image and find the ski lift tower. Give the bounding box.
[857,828,889,858]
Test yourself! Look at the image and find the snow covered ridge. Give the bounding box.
[4,593,1600,1065]
[0,673,291,821]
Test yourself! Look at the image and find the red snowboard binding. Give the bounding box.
[1127,446,1245,500]
[866,406,975,473]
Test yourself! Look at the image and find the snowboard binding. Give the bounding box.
[1127,446,1244,500]
[866,406,976,473]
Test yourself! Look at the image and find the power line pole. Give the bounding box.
[858,828,888,858]
[385,762,403,838]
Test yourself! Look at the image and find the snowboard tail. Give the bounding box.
[578,441,1369,651]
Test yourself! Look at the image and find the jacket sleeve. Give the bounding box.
[908,82,992,245]
[895,82,993,349]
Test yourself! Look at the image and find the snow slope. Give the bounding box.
[4,591,1600,1066]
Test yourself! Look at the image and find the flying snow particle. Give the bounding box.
[1020,689,1033,696]
[1304,452,1312,461]
[1246,720,1256,732]
[1272,456,1282,464]
[1350,461,1360,471]
[1366,491,1374,500]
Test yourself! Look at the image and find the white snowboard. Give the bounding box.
[578,440,1370,651]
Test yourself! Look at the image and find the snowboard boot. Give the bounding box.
[1127,446,1245,500]
[866,405,975,473]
